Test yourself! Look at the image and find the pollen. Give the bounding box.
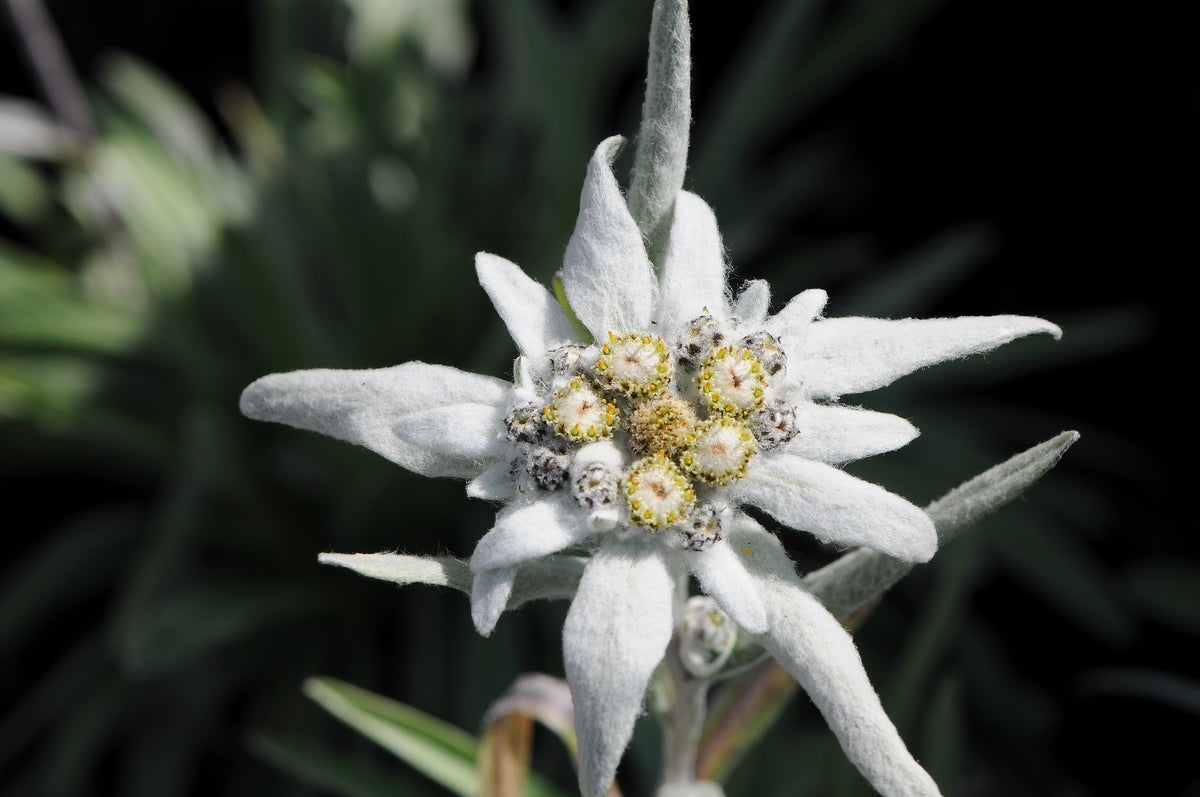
[622,452,695,531]
[680,416,758,485]
[544,379,619,443]
[594,331,673,398]
[625,394,699,458]
[696,345,768,418]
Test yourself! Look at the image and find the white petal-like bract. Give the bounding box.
[564,539,675,797]
[470,495,597,572]
[734,454,936,562]
[797,315,1062,399]
[476,252,578,378]
[563,136,658,338]
[239,363,509,478]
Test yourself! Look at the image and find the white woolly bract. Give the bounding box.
[391,403,506,461]
[726,516,942,797]
[471,566,516,636]
[469,494,595,572]
[783,403,919,465]
[239,363,510,479]
[563,136,658,338]
[564,539,675,797]
[732,453,936,562]
[657,191,729,341]
[682,541,768,635]
[794,314,1063,400]
[475,252,578,380]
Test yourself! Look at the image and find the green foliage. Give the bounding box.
[0,1,1163,796]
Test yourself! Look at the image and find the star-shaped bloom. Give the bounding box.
[241,137,1059,797]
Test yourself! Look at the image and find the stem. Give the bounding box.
[659,634,710,789]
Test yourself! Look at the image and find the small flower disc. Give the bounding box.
[544,379,618,442]
[740,331,787,377]
[697,346,768,418]
[681,417,757,485]
[595,332,673,397]
[675,314,726,371]
[753,398,800,451]
[626,394,699,458]
[504,401,546,445]
[623,452,695,531]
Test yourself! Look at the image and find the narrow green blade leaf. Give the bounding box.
[251,733,440,797]
[990,524,1132,645]
[1079,668,1200,717]
[1124,560,1200,634]
[304,677,479,797]
[118,584,324,675]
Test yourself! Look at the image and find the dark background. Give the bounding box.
[2,1,1192,795]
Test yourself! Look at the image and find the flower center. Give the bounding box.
[697,346,767,418]
[595,332,672,397]
[681,417,757,485]
[544,379,619,442]
[623,452,695,530]
[626,394,699,458]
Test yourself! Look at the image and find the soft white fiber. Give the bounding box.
[469,495,596,572]
[727,516,942,797]
[682,541,768,635]
[796,315,1062,400]
[239,363,509,478]
[564,539,674,797]
[656,191,729,341]
[470,566,516,636]
[476,252,579,378]
[563,137,659,338]
[733,453,936,562]
[782,403,919,464]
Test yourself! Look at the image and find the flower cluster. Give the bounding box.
[240,137,1059,797]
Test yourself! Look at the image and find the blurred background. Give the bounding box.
[0,1,1191,795]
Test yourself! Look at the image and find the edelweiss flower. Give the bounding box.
[240,137,1059,797]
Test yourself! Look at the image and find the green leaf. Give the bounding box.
[990,523,1132,645]
[552,274,593,343]
[0,509,137,652]
[117,583,326,675]
[304,677,480,796]
[1124,560,1200,634]
[0,632,107,770]
[840,224,994,317]
[0,299,146,355]
[251,733,440,797]
[804,431,1080,621]
[1078,668,1200,717]
[883,541,974,733]
[0,240,71,299]
[0,153,51,222]
[920,674,964,790]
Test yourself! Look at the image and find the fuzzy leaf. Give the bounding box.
[628,0,691,266]
[804,430,1079,621]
